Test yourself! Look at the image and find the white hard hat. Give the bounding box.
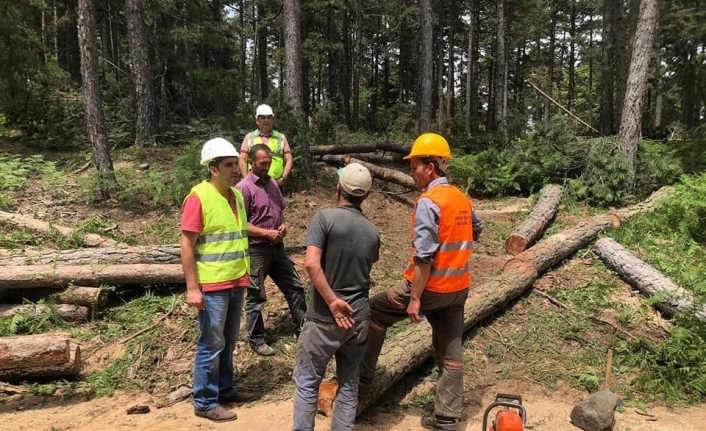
[255,104,274,117]
[200,137,239,166]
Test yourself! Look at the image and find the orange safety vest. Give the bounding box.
[404,184,474,293]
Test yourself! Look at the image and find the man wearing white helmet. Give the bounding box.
[180,137,256,423]
[239,104,294,187]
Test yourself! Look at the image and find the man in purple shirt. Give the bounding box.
[236,144,307,356]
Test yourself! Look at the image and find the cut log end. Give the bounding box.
[504,235,528,255]
[317,379,338,417]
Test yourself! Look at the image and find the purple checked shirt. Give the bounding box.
[236,172,286,245]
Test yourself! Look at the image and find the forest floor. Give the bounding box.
[1,145,705,430]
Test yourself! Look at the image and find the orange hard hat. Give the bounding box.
[404,133,453,160]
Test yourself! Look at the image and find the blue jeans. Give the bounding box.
[193,287,245,411]
[292,319,369,431]
[246,243,307,346]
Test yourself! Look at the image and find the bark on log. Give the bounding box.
[0,333,72,371]
[504,214,620,274]
[505,184,563,255]
[320,155,417,190]
[356,186,673,415]
[0,304,88,321]
[0,244,304,266]
[309,143,377,155]
[57,286,109,308]
[0,344,81,381]
[0,211,123,248]
[375,141,412,154]
[316,152,401,164]
[593,238,706,320]
[0,264,185,289]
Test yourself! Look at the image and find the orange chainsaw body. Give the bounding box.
[483,393,526,431]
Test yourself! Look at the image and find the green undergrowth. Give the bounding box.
[607,172,706,404]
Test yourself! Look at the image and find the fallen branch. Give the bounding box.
[120,295,177,344]
[505,184,562,255]
[309,143,377,155]
[593,237,706,320]
[526,80,600,134]
[0,211,123,248]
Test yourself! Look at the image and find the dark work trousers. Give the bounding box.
[360,279,468,418]
[245,242,307,347]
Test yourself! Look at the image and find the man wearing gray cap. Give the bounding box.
[292,163,381,431]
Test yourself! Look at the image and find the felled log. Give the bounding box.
[593,238,706,320]
[375,141,412,154]
[356,187,672,415]
[504,214,620,273]
[0,343,81,381]
[0,333,72,371]
[0,244,304,266]
[309,143,377,155]
[0,304,88,321]
[0,264,184,289]
[316,152,401,165]
[321,155,417,190]
[0,211,123,248]
[0,245,181,266]
[505,184,563,255]
[57,286,109,308]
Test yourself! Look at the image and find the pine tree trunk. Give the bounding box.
[126,0,156,147]
[618,0,658,191]
[419,0,433,132]
[446,0,455,119]
[493,0,506,141]
[284,0,304,112]
[600,0,615,135]
[351,2,361,131]
[594,238,706,320]
[651,51,663,130]
[78,0,117,199]
[465,0,477,133]
[505,184,563,255]
[613,0,627,132]
[0,264,185,289]
[256,3,268,101]
[544,4,557,125]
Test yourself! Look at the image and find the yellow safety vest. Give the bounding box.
[189,181,250,284]
[247,130,285,179]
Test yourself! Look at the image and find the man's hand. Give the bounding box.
[276,177,285,187]
[186,287,204,310]
[329,298,355,329]
[407,298,424,323]
[278,223,288,239]
[265,229,284,244]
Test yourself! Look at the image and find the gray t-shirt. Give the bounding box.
[305,205,380,323]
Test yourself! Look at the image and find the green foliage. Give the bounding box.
[565,138,630,206]
[0,303,71,337]
[635,140,684,196]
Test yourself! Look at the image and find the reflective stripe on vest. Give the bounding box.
[188,181,250,284]
[248,130,285,179]
[403,184,473,294]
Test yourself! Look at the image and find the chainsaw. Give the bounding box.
[481,393,526,431]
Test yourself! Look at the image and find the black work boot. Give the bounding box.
[421,414,456,431]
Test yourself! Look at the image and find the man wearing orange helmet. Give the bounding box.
[360,133,480,431]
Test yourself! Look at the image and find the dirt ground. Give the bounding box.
[2,156,706,431]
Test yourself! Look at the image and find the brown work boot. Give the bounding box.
[219,389,258,403]
[421,414,456,431]
[194,405,237,422]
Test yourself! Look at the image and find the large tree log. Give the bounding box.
[0,244,305,266]
[505,184,563,255]
[57,286,109,308]
[309,143,377,155]
[0,264,184,289]
[0,344,81,381]
[0,334,72,371]
[0,304,89,321]
[0,211,123,248]
[320,155,417,190]
[319,153,401,164]
[593,238,706,320]
[356,187,672,415]
[375,141,412,154]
